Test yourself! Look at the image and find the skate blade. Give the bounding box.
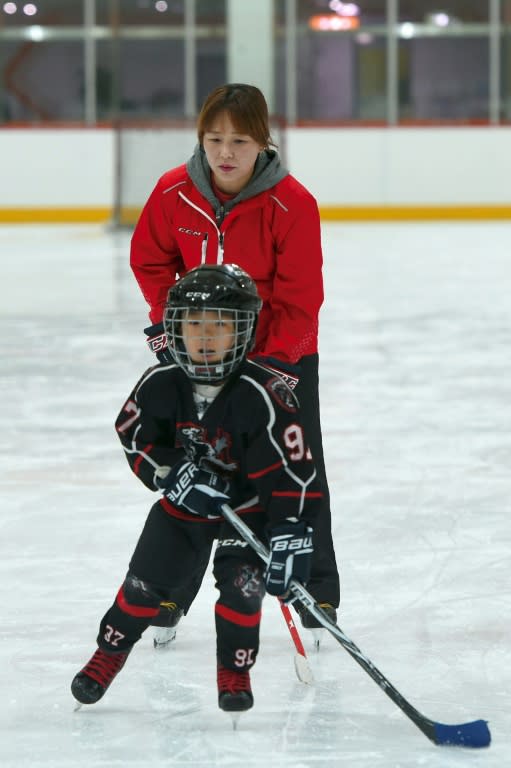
[73,701,83,712]
[221,706,251,730]
[312,628,323,651]
[153,628,177,649]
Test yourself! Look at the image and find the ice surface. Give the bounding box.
[1,222,509,766]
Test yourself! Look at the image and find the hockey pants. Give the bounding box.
[97,502,266,672]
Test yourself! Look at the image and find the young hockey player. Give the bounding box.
[71,264,320,714]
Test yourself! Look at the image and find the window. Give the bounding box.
[0,0,507,125]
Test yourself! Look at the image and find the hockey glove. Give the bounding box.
[155,461,230,519]
[254,356,301,390]
[265,520,313,599]
[144,322,173,364]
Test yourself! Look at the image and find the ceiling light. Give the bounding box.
[429,12,450,27]
[27,24,44,40]
[309,14,360,31]
[400,22,416,39]
[329,1,360,16]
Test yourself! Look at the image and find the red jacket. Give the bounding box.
[130,163,324,363]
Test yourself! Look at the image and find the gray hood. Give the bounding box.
[186,144,289,223]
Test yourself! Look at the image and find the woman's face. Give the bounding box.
[202,111,263,195]
[181,309,235,365]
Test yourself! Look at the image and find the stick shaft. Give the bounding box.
[220,504,490,748]
[279,601,307,657]
[220,504,435,742]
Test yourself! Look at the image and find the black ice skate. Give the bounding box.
[71,647,130,705]
[217,663,253,715]
[152,603,184,649]
[297,602,337,650]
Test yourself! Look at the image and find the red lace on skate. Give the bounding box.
[217,664,252,695]
[81,648,129,688]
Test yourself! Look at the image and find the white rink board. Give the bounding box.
[2,126,511,211]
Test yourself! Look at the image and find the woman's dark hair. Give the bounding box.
[197,83,275,149]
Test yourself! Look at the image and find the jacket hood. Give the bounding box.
[186,144,289,220]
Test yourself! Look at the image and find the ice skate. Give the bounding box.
[153,626,178,648]
[71,647,130,705]
[297,602,337,650]
[152,603,184,649]
[217,663,253,726]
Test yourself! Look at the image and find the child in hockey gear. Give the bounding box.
[71,264,320,714]
[132,84,340,637]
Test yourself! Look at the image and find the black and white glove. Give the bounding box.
[255,356,301,390]
[155,461,230,518]
[144,322,173,364]
[265,520,313,598]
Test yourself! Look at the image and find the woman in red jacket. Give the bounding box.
[130,83,339,639]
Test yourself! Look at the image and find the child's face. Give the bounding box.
[181,309,235,365]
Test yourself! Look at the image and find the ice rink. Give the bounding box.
[1,221,509,767]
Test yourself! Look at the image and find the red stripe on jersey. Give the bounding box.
[215,603,261,627]
[272,491,323,498]
[133,444,153,475]
[115,586,159,618]
[248,460,283,479]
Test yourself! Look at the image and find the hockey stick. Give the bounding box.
[220,504,491,748]
[279,600,314,685]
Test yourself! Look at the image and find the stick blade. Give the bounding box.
[433,719,491,748]
[294,653,314,685]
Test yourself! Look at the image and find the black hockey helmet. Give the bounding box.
[163,264,262,383]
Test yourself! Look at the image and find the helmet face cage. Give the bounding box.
[164,305,257,384]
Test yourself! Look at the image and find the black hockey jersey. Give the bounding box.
[115,360,322,528]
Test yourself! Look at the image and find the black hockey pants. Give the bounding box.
[97,503,266,671]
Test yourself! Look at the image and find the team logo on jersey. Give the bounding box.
[178,423,238,472]
[266,377,298,413]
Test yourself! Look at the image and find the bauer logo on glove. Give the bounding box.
[161,462,199,505]
[265,520,313,598]
[156,460,231,519]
